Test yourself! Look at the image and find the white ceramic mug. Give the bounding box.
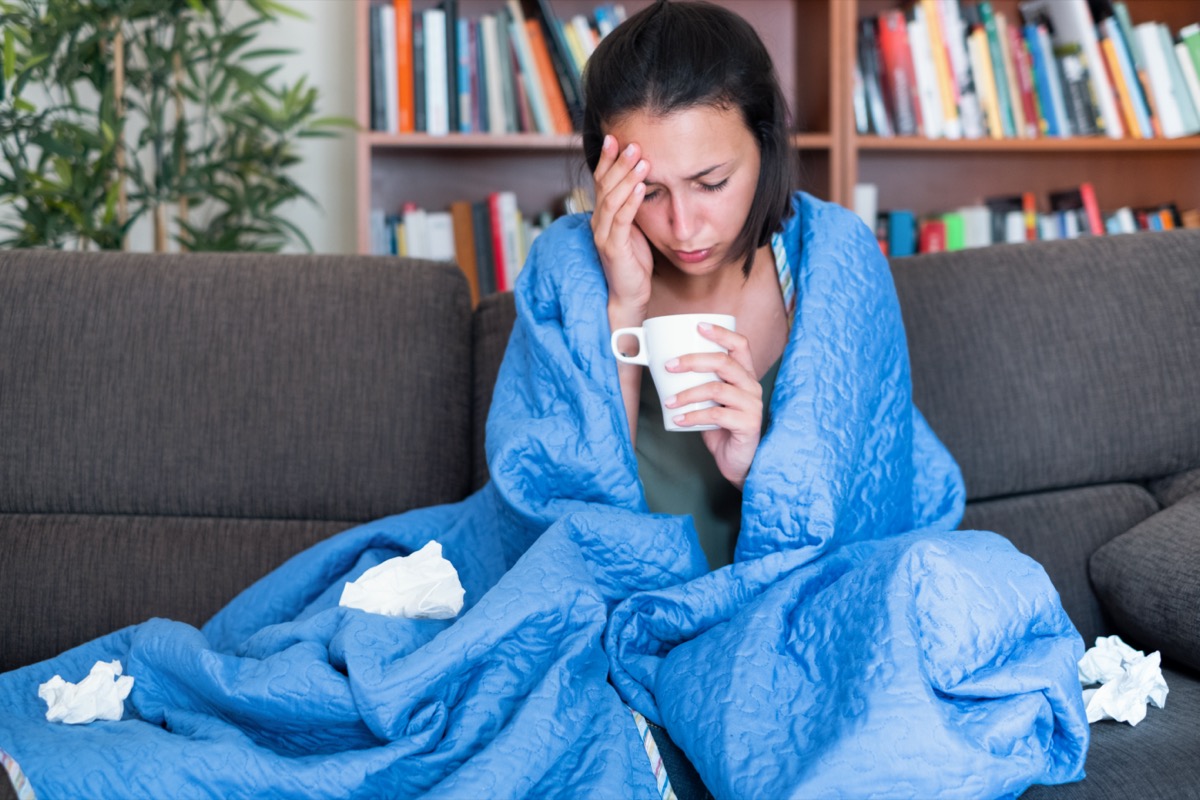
[610,313,736,432]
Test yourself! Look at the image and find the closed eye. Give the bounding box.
[701,179,729,193]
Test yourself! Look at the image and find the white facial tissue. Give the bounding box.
[338,540,465,620]
[38,660,133,724]
[1078,635,1168,726]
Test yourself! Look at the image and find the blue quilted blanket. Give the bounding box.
[0,193,1088,799]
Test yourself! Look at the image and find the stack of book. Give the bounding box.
[369,189,592,304]
[856,0,1200,140]
[369,0,626,136]
[856,182,1200,257]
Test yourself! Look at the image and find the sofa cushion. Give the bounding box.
[0,252,473,521]
[962,484,1159,645]
[1089,493,1200,672]
[893,229,1200,502]
[0,513,348,672]
[1021,666,1200,799]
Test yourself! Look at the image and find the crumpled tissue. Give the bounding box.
[1078,635,1168,726]
[38,660,133,724]
[339,540,465,619]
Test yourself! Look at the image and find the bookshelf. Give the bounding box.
[355,0,1200,254]
[848,0,1200,218]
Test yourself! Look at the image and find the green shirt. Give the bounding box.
[635,357,782,570]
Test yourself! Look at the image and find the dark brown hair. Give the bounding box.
[581,0,796,276]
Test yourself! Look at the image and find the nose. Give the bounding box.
[669,194,696,242]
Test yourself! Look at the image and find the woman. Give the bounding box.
[586,0,797,570]
[0,3,1088,799]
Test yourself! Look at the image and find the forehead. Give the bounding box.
[606,105,756,176]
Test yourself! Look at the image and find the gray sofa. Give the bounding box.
[2,229,1198,799]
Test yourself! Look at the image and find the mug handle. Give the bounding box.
[610,327,648,365]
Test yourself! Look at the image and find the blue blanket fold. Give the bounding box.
[0,193,1088,799]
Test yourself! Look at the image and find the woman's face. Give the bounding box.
[606,104,761,277]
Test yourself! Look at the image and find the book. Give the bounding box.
[1001,12,1039,138]
[942,210,966,250]
[1055,44,1103,136]
[1100,16,1153,138]
[979,1,1017,138]
[380,4,400,134]
[496,7,520,132]
[528,0,584,129]
[1135,22,1199,138]
[1025,22,1066,136]
[480,14,507,134]
[877,10,922,135]
[967,15,1004,139]
[524,19,573,133]
[887,209,917,256]
[1177,41,1200,122]
[919,217,948,252]
[426,210,457,262]
[1181,24,1200,79]
[449,200,481,305]
[413,11,426,132]
[1157,23,1200,134]
[859,18,894,136]
[441,0,459,134]
[393,0,416,133]
[853,183,879,230]
[422,8,450,136]
[920,0,962,139]
[506,0,555,134]
[472,199,497,296]
[369,6,388,132]
[1101,34,1142,137]
[984,195,1024,243]
[1019,0,1124,138]
[941,0,986,139]
[1048,184,1103,237]
[907,6,944,138]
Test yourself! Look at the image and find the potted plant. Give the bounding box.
[0,0,352,252]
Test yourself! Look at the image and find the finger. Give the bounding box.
[670,404,759,436]
[666,352,760,393]
[697,323,756,374]
[592,147,645,242]
[592,134,621,184]
[666,379,760,414]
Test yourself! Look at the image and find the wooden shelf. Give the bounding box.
[855,136,1200,152]
[356,0,1200,252]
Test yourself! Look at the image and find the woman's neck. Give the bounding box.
[648,245,776,317]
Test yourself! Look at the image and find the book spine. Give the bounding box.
[525,19,573,134]
[457,17,472,133]
[1102,17,1153,138]
[496,8,520,132]
[1079,182,1105,236]
[1176,41,1200,126]
[423,9,450,136]
[380,5,399,134]
[1136,22,1186,137]
[859,18,894,136]
[369,6,386,132]
[978,1,1015,137]
[1100,35,1141,139]
[921,0,961,138]
[488,193,508,292]
[907,8,943,138]
[969,26,1003,139]
[1024,24,1058,136]
[442,0,459,133]
[506,0,554,134]
[1157,23,1200,133]
[1181,24,1200,79]
[997,12,1031,138]
[480,15,506,134]
[393,0,415,133]
[413,11,427,132]
[877,10,922,135]
[534,0,584,128]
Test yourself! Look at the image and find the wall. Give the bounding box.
[238,0,357,254]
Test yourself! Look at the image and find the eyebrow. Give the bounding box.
[645,162,729,186]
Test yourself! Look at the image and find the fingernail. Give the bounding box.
[664,394,677,407]
[698,322,712,331]
[624,144,636,158]
[603,135,613,150]
[673,416,687,426]
[635,159,647,173]
[665,358,679,369]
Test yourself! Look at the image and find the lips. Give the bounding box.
[673,248,713,264]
